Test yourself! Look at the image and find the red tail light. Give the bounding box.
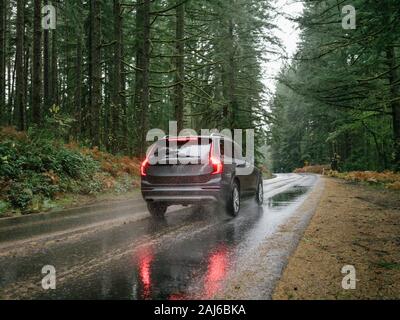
[141,158,149,177]
[210,156,223,175]
[210,142,223,175]
[167,137,198,142]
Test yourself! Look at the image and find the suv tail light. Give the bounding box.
[210,142,223,175]
[210,156,223,175]
[141,158,149,177]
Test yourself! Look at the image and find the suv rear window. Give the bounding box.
[150,138,211,164]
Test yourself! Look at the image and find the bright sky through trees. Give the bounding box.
[262,0,303,98]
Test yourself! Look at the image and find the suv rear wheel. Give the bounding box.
[147,202,168,218]
[226,181,240,217]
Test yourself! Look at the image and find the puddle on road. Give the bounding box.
[30,183,314,300]
[267,186,310,208]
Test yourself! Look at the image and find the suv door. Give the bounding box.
[232,141,252,196]
[247,161,258,193]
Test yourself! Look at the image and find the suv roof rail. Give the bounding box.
[163,135,199,140]
[162,134,226,139]
[210,133,224,137]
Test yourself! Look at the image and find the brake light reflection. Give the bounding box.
[137,247,154,300]
[204,245,229,298]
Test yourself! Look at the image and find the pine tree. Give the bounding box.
[15,0,25,131]
[134,0,151,157]
[32,0,42,125]
[90,0,102,147]
[0,0,5,124]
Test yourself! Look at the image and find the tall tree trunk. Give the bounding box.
[65,9,74,116]
[120,31,128,153]
[24,45,30,122]
[0,0,5,124]
[8,50,16,125]
[174,0,185,133]
[84,13,92,138]
[227,19,237,129]
[134,0,151,157]
[43,0,50,113]
[112,0,122,153]
[8,0,14,119]
[74,37,83,138]
[387,46,400,171]
[104,64,110,150]
[32,0,42,125]
[51,15,58,107]
[90,0,102,147]
[6,48,12,124]
[15,0,25,131]
[221,18,237,129]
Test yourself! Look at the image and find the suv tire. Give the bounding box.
[226,181,240,217]
[147,202,168,218]
[255,177,264,205]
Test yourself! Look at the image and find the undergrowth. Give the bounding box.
[0,127,140,216]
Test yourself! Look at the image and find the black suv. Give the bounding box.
[141,135,263,217]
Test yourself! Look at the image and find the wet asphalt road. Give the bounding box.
[0,173,320,300]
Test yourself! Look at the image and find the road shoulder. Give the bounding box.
[217,175,324,299]
[273,177,400,299]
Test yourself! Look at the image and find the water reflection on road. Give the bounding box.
[125,179,313,300]
[1,174,317,300]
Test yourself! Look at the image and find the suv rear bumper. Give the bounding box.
[141,184,226,205]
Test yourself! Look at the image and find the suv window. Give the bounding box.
[151,139,211,163]
[219,138,238,163]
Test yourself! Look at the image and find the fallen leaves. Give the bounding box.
[328,170,400,190]
[294,165,331,174]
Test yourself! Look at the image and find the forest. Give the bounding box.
[0,0,274,158]
[269,0,400,173]
[0,0,399,208]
